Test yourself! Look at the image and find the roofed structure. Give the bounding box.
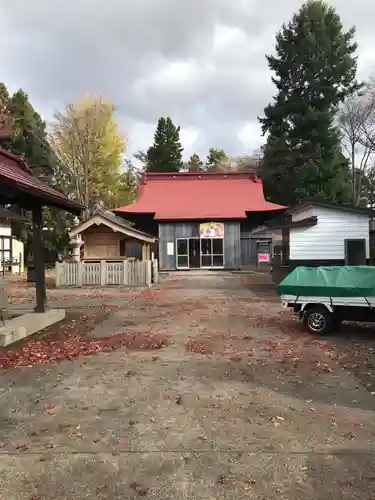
[0,148,83,212]
[0,147,84,320]
[70,209,157,244]
[115,172,285,221]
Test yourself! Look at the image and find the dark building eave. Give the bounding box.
[267,216,318,230]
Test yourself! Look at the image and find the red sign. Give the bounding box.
[258,252,270,263]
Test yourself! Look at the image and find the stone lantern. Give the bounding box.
[69,216,83,262]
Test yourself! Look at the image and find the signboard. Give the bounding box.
[199,222,224,239]
[258,252,271,263]
[167,242,174,255]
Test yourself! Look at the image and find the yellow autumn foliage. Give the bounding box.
[51,94,127,209]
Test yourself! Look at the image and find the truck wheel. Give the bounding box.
[303,306,332,335]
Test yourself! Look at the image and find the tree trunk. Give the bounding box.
[351,143,356,205]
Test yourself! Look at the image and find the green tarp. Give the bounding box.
[277,266,375,297]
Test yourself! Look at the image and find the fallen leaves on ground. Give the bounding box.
[185,329,340,377]
[0,308,170,370]
[186,339,216,355]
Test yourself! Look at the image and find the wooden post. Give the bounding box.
[146,260,152,287]
[146,244,151,260]
[142,244,147,261]
[55,261,61,288]
[77,261,84,286]
[152,259,159,284]
[123,260,129,285]
[32,206,48,313]
[100,260,106,286]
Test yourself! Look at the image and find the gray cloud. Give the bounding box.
[1,0,375,159]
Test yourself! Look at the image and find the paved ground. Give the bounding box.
[1,272,375,499]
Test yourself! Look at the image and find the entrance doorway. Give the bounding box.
[189,238,200,268]
[345,239,366,265]
[176,238,224,269]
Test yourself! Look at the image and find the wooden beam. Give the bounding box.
[32,206,48,313]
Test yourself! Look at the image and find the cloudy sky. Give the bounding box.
[1,0,375,161]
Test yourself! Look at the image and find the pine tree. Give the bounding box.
[0,83,13,143]
[146,117,183,172]
[7,89,53,181]
[206,148,227,171]
[259,0,359,206]
[0,83,69,258]
[112,159,138,206]
[188,153,203,172]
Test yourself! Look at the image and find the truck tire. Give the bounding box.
[303,306,333,335]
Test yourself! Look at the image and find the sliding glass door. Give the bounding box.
[200,239,212,267]
[212,238,224,267]
[200,238,224,268]
[176,238,189,269]
[176,237,224,269]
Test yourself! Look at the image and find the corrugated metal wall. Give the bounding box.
[240,238,257,266]
[158,221,241,270]
[159,223,199,270]
[239,228,258,266]
[223,222,241,269]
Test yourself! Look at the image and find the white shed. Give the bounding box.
[287,202,371,265]
[288,203,372,265]
[253,201,373,275]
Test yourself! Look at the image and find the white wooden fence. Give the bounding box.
[55,260,158,288]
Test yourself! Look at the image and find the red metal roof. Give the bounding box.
[115,172,286,220]
[0,148,83,212]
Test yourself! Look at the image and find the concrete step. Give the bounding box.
[0,309,65,347]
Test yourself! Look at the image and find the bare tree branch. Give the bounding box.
[338,85,375,205]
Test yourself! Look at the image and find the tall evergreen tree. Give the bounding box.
[3,88,53,181]
[0,83,70,259]
[188,153,203,172]
[205,148,227,171]
[146,117,183,172]
[259,0,359,206]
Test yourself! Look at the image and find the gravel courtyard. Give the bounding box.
[0,271,375,499]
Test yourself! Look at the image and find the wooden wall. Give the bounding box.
[82,226,122,259]
[158,221,241,270]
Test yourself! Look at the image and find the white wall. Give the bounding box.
[290,206,370,261]
[0,221,24,274]
[12,239,24,274]
[0,222,11,237]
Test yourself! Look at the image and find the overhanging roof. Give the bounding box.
[0,148,84,213]
[114,172,286,221]
[70,210,158,244]
[289,201,374,217]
